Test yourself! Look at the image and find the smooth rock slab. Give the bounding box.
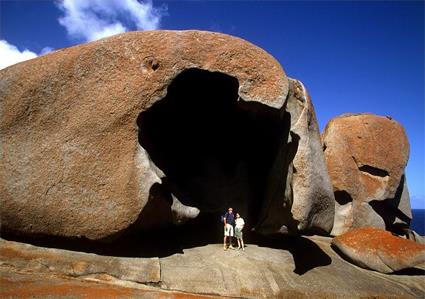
[0,238,160,283]
[159,237,424,298]
[332,227,425,273]
[0,268,221,299]
[1,237,424,298]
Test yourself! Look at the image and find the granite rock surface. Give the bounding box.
[322,113,411,235]
[1,30,334,240]
[1,237,424,298]
[332,227,425,273]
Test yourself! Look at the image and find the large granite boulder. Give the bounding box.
[255,79,334,235]
[0,30,334,240]
[332,227,425,273]
[322,113,411,235]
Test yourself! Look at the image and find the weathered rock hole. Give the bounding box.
[136,68,288,239]
[151,60,159,71]
[141,57,159,73]
[359,165,389,177]
[369,175,411,234]
[334,190,352,205]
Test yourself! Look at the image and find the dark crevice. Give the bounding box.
[334,190,353,206]
[254,129,299,235]
[369,175,411,234]
[391,268,425,276]
[358,165,389,177]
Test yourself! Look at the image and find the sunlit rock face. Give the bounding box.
[255,79,335,235]
[0,30,334,241]
[332,227,425,273]
[322,114,411,236]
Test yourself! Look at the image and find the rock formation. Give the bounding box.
[322,113,411,236]
[332,227,425,273]
[255,79,334,235]
[0,30,334,240]
[2,237,424,298]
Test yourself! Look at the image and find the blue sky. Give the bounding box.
[1,1,424,208]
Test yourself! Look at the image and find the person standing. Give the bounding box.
[235,213,245,251]
[223,207,235,250]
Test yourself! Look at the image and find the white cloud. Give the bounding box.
[56,0,166,42]
[40,47,54,55]
[89,23,126,41]
[0,40,38,70]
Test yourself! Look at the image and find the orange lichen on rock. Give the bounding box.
[0,274,222,299]
[323,113,411,235]
[332,227,425,273]
[335,227,424,257]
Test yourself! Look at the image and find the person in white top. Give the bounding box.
[234,213,245,251]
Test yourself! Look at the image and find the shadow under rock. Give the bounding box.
[252,234,332,275]
[1,212,228,258]
[3,211,332,273]
[3,216,332,272]
[391,268,425,276]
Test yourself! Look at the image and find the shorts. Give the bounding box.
[224,224,234,237]
[235,227,243,239]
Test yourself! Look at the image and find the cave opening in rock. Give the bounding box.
[334,190,353,206]
[136,68,289,242]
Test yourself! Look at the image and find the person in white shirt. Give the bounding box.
[234,213,245,251]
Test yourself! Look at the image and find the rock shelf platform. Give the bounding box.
[1,236,424,298]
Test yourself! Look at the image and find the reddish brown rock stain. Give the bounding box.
[0,246,42,260]
[0,276,223,299]
[323,113,411,234]
[334,227,425,261]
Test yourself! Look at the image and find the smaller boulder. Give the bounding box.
[332,227,425,273]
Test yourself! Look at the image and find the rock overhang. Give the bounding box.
[0,30,335,241]
[10,30,289,109]
[135,67,288,227]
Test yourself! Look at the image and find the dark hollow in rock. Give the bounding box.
[137,68,290,231]
[368,175,411,234]
[334,190,353,206]
[358,165,389,177]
